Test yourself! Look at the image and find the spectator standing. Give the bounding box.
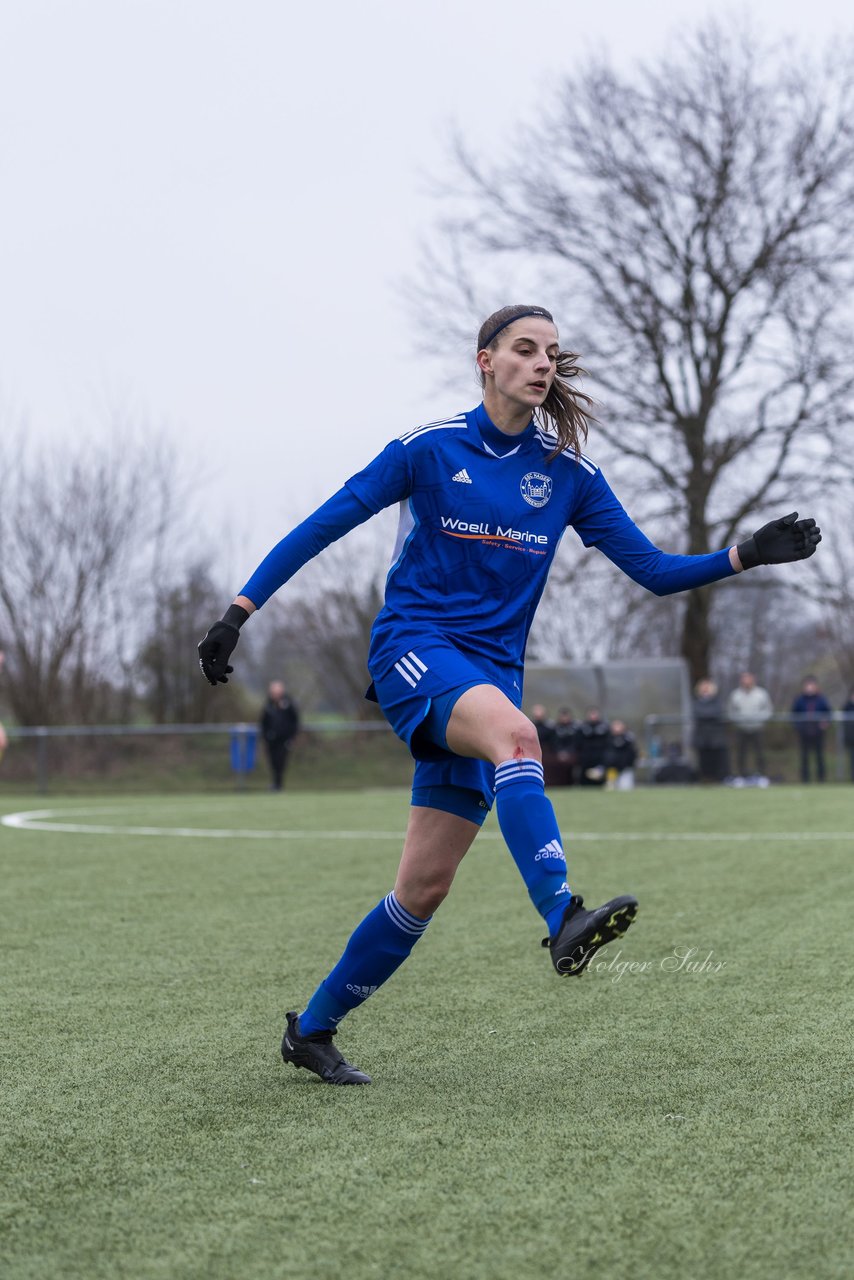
[531,704,558,787]
[530,704,556,754]
[260,681,300,791]
[0,651,8,765]
[577,707,611,786]
[841,691,854,783]
[550,707,579,786]
[605,719,637,790]
[692,679,729,782]
[790,676,831,783]
[726,671,773,779]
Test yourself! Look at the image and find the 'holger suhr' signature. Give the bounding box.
[570,946,727,983]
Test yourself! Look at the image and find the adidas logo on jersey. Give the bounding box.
[451,468,472,484]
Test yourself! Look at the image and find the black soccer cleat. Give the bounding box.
[281,1011,372,1085]
[543,893,639,976]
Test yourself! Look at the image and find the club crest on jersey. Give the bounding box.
[520,472,552,508]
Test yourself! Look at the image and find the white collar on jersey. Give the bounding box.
[481,440,523,458]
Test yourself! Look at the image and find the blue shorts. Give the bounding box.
[367,637,523,825]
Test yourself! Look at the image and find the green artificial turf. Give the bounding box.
[1,787,852,1279]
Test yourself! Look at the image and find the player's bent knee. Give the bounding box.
[396,875,453,918]
[507,718,542,763]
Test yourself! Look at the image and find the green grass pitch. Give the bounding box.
[1,786,852,1280]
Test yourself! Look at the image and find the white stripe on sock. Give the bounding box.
[384,892,430,935]
[495,758,545,789]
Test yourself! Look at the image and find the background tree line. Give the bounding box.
[1,423,850,729]
[0,429,392,725]
[1,20,853,727]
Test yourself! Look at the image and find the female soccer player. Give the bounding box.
[199,304,821,1085]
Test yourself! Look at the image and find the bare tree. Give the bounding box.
[247,520,395,719]
[0,425,190,724]
[412,21,854,679]
[138,563,256,723]
[707,574,826,703]
[526,543,681,665]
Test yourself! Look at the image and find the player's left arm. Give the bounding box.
[569,468,821,597]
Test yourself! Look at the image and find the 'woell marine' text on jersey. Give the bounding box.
[240,403,735,677]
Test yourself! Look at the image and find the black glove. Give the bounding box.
[737,512,821,570]
[198,603,249,685]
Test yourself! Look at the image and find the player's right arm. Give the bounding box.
[198,441,412,686]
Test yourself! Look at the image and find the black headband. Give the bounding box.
[480,308,554,349]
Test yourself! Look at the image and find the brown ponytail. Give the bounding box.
[476,304,595,459]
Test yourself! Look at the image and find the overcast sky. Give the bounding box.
[1,0,850,570]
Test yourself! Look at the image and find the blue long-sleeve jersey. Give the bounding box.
[241,403,735,678]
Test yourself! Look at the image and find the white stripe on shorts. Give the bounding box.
[394,662,417,688]
[399,655,423,681]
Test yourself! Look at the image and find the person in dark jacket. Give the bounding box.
[530,704,556,753]
[605,719,637,790]
[531,704,560,787]
[692,678,729,782]
[0,650,7,765]
[549,706,579,786]
[841,691,854,783]
[260,681,300,790]
[577,706,611,786]
[791,676,831,783]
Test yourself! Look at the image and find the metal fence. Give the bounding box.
[0,713,851,792]
[0,720,407,794]
[641,712,853,784]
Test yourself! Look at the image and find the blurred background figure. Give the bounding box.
[654,742,697,785]
[0,651,7,764]
[550,706,579,786]
[841,690,854,784]
[577,706,610,787]
[260,680,300,791]
[531,703,559,787]
[790,676,831,784]
[692,678,729,782]
[530,704,555,754]
[726,671,773,780]
[605,719,637,790]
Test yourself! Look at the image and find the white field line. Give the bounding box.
[1,809,853,842]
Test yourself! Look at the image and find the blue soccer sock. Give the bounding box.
[494,757,574,937]
[298,892,431,1035]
